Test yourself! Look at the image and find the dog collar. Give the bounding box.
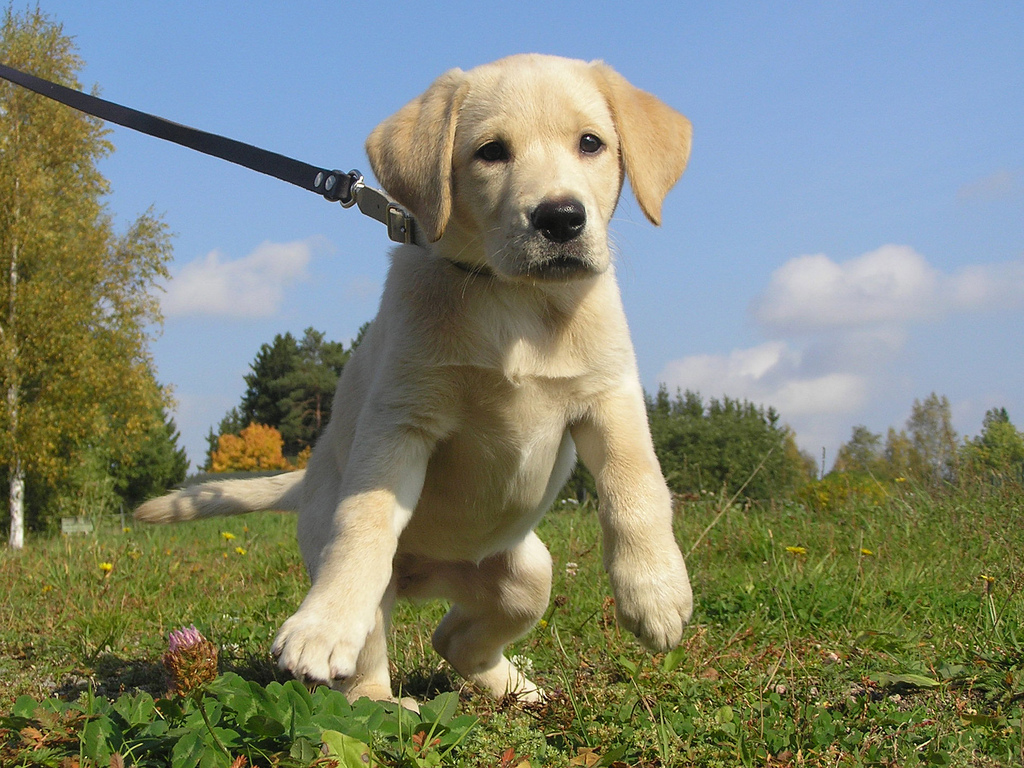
[444,258,494,277]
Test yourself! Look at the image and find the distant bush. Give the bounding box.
[647,387,816,501]
[796,471,889,513]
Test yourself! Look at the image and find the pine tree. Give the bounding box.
[215,327,352,462]
[239,332,301,440]
[112,406,189,509]
[276,328,348,454]
[1,9,173,546]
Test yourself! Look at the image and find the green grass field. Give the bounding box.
[2,482,1023,766]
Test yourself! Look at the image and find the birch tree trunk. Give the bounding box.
[6,182,23,550]
[8,455,23,550]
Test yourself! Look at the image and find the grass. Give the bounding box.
[2,481,1023,766]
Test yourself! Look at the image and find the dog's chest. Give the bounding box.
[399,372,577,560]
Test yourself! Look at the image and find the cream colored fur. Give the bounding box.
[137,54,694,703]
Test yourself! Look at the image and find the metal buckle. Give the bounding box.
[386,203,415,244]
[339,169,362,208]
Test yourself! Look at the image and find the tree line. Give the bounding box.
[833,394,1024,486]
[4,8,1021,548]
[208,332,1024,506]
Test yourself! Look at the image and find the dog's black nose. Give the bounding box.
[530,198,586,243]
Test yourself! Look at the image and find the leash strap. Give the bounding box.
[0,62,425,246]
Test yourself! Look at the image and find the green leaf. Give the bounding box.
[170,729,206,768]
[662,645,688,673]
[80,714,118,761]
[207,672,250,696]
[594,745,629,767]
[617,654,638,676]
[282,679,314,737]
[244,713,286,739]
[12,695,40,719]
[113,691,156,727]
[960,712,1005,728]
[290,736,320,763]
[249,681,284,724]
[714,704,734,724]
[350,696,388,731]
[282,678,315,707]
[320,729,374,767]
[198,746,234,768]
[156,697,186,722]
[419,691,458,725]
[872,672,941,689]
[438,714,478,748]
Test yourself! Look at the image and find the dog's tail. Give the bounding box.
[134,471,305,523]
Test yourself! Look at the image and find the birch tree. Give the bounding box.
[1,8,173,547]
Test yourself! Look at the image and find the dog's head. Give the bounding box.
[366,54,691,282]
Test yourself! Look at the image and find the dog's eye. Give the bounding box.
[579,133,604,155]
[476,140,510,163]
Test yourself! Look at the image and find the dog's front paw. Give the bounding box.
[609,550,693,653]
[272,609,366,683]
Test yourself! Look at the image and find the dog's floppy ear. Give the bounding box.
[366,69,467,243]
[591,63,692,226]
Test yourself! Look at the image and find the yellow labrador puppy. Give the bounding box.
[137,54,693,703]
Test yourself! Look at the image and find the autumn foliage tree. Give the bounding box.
[209,423,296,473]
[1,9,174,546]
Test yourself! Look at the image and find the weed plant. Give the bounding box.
[2,481,1023,766]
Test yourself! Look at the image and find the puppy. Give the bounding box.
[138,54,694,703]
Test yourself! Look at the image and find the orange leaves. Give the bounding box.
[210,422,295,472]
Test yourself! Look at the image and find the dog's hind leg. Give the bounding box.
[428,532,552,701]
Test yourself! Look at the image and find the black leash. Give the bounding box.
[0,62,425,246]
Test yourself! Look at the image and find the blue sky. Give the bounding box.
[36,1,1024,470]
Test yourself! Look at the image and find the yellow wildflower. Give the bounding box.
[235,547,247,556]
[221,531,236,541]
[785,546,807,555]
[860,548,874,556]
[99,562,114,574]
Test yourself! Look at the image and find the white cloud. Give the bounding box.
[161,239,314,318]
[957,169,1020,203]
[753,245,938,332]
[659,341,868,419]
[659,245,1024,459]
[947,260,1024,310]
[753,245,1024,334]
